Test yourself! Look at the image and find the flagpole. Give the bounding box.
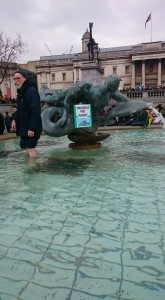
[151,12,152,42]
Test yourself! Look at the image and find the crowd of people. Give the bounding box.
[117,104,165,126]
[99,103,165,127]
[119,84,165,93]
[0,95,17,104]
[117,109,163,127]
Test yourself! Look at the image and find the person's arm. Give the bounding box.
[112,90,129,102]
[11,119,16,132]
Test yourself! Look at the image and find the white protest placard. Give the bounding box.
[74,104,92,128]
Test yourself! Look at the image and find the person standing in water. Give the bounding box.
[13,68,42,157]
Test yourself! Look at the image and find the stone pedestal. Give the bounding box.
[68,132,110,150]
[81,62,103,85]
[69,143,101,150]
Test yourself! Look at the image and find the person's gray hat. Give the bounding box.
[14,68,38,88]
[14,68,28,79]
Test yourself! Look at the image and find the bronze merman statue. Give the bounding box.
[40,75,148,147]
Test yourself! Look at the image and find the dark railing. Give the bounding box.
[126,92,143,99]
[147,90,165,97]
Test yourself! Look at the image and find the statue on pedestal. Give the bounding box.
[87,22,100,63]
[40,75,148,148]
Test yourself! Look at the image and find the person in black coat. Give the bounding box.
[4,111,12,132]
[0,113,5,135]
[13,68,42,157]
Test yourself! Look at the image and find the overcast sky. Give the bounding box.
[1,0,164,63]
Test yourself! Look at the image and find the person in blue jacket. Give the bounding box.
[13,68,42,157]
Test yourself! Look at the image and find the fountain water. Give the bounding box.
[0,129,165,300]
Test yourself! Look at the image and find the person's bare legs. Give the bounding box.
[26,148,39,157]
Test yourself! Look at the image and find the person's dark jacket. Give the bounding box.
[12,111,17,124]
[0,113,5,135]
[16,80,42,136]
[4,114,12,128]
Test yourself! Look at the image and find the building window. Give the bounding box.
[113,67,117,75]
[125,65,130,74]
[62,73,66,81]
[149,64,153,72]
[52,74,55,81]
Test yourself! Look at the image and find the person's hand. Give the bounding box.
[28,130,34,137]
[11,120,16,132]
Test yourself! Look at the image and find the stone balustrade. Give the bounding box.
[122,89,165,104]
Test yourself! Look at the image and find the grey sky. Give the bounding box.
[1,0,164,62]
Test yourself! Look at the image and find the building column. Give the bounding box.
[79,67,82,81]
[10,74,16,98]
[158,59,162,87]
[46,72,50,88]
[73,66,80,83]
[142,60,145,88]
[37,73,41,91]
[73,67,77,83]
[131,61,135,89]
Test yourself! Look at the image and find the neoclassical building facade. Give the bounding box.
[33,30,165,94]
[1,29,165,101]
